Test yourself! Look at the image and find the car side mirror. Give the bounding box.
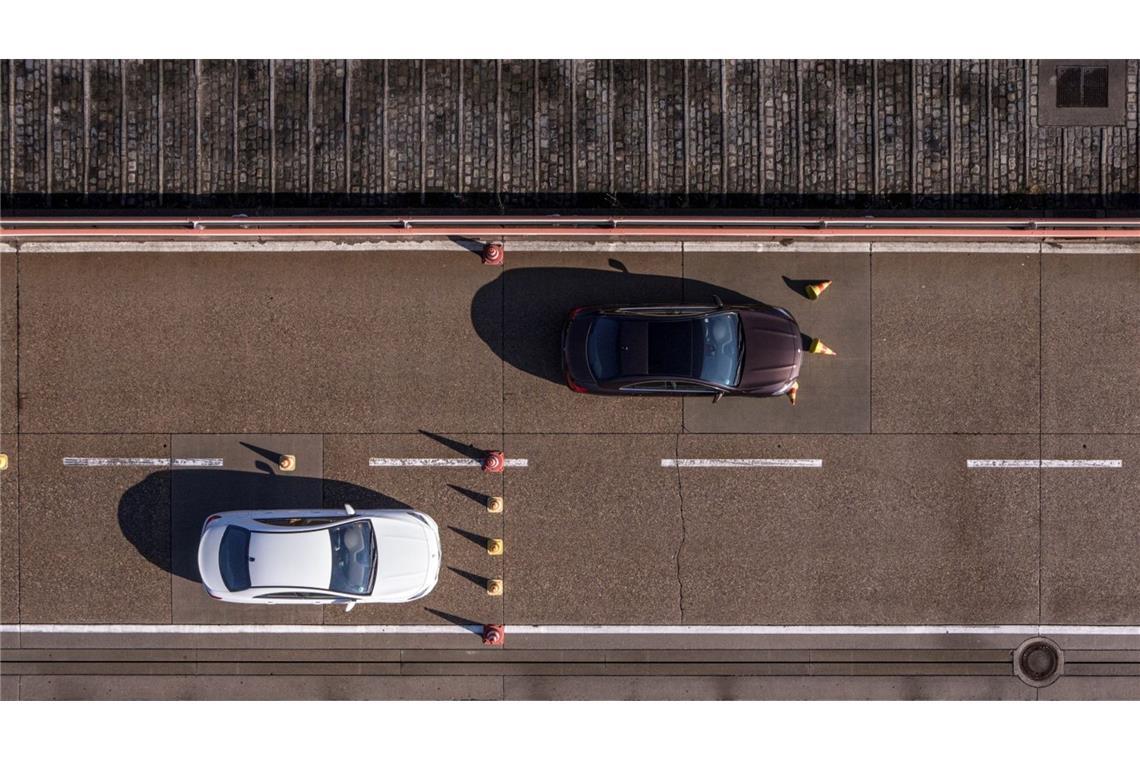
[713,295,724,308]
[344,504,355,515]
[342,600,357,612]
[713,391,725,404]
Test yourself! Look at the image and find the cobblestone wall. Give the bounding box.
[914,60,951,201]
[199,59,235,196]
[500,60,535,198]
[610,60,645,196]
[236,60,271,197]
[4,59,1138,209]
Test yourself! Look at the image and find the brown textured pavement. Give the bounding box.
[1041,434,1140,625]
[17,434,171,623]
[674,435,1040,624]
[872,251,1041,433]
[16,249,502,433]
[1042,254,1140,434]
[503,434,682,624]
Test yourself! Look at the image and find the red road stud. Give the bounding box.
[482,450,505,473]
[482,624,505,646]
[481,242,505,266]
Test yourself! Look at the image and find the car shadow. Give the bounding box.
[471,265,763,385]
[118,469,414,584]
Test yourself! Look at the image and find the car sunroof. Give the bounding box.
[647,321,693,376]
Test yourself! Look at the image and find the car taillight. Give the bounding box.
[205,589,222,600]
[565,371,588,393]
[567,306,586,320]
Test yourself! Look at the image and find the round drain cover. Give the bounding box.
[1013,637,1063,687]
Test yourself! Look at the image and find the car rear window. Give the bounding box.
[218,526,252,592]
[586,317,622,381]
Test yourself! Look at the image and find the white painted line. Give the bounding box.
[173,458,225,467]
[505,625,1133,636]
[368,457,528,468]
[661,458,823,468]
[63,457,224,468]
[0,624,475,635]
[63,457,170,467]
[3,623,1138,637]
[967,459,1123,469]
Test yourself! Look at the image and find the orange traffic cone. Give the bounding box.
[808,338,836,356]
[804,280,831,299]
[787,380,799,405]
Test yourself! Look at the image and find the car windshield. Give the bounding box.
[329,520,377,595]
[586,316,622,381]
[219,526,252,592]
[694,312,744,386]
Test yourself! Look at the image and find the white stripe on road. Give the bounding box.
[661,458,823,468]
[967,459,1122,469]
[3,623,1138,636]
[0,624,476,635]
[506,624,1140,636]
[368,458,528,468]
[62,457,224,467]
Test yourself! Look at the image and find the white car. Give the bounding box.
[197,505,441,607]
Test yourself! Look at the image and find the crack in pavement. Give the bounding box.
[673,434,687,621]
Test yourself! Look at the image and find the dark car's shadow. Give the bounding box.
[118,469,413,583]
[472,264,761,385]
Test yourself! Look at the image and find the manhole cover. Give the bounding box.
[1013,637,1063,687]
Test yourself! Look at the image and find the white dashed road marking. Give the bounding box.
[62,457,225,467]
[368,458,528,468]
[967,459,1122,469]
[661,458,823,468]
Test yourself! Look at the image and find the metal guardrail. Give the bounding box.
[3,215,1140,238]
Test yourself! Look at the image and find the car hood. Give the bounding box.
[370,515,441,601]
[738,308,802,392]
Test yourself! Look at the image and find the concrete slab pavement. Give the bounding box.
[1041,434,1140,625]
[18,435,171,623]
[15,674,504,699]
[0,436,17,624]
[872,252,1040,433]
[17,249,503,433]
[503,434,683,624]
[503,674,1036,699]
[1042,254,1140,434]
[1,251,16,435]
[674,435,1040,624]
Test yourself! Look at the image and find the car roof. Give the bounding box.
[247,529,332,590]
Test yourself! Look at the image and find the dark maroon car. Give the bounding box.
[562,301,802,398]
